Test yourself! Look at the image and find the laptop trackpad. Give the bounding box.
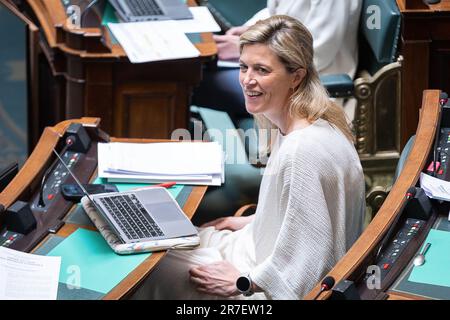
[145,202,185,222]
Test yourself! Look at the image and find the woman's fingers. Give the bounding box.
[200,217,224,228]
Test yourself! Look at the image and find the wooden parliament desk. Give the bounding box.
[16,0,216,141]
[396,0,450,147]
[0,118,207,299]
[305,90,446,300]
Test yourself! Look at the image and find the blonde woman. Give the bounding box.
[135,15,365,300]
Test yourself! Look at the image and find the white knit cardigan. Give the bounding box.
[247,119,365,299]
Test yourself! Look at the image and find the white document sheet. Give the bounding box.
[420,172,450,201]
[175,7,221,33]
[217,60,240,68]
[0,247,61,300]
[108,20,200,63]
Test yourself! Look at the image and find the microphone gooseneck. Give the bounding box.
[80,0,100,25]
[313,276,335,300]
[37,136,76,208]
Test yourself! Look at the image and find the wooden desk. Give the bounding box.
[17,0,216,142]
[0,118,207,299]
[396,0,450,146]
[304,90,441,300]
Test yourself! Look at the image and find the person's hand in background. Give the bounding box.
[213,34,240,61]
[225,25,249,36]
[213,25,250,61]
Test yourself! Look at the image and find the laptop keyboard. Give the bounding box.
[126,0,164,17]
[99,194,165,240]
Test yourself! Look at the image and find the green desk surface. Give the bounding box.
[391,217,450,299]
[409,229,450,288]
[46,228,150,295]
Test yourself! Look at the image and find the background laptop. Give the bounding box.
[109,0,193,22]
[53,150,198,244]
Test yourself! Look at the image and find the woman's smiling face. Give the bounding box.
[239,43,301,118]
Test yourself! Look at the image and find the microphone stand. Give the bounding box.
[37,136,76,208]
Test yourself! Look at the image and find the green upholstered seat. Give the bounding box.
[394,135,415,183]
[359,0,401,75]
[190,106,262,225]
[199,0,266,30]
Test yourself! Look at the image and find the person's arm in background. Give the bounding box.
[275,0,357,75]
[303,1,352,74]
[214,7,270,61]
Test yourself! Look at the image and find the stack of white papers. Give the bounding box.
[98,142,224,186]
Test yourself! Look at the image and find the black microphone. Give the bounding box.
[440,92,449,106]
[37,135,76,208]
[404,187,432,220]
[432,93,448,177]
[406,186,416,200]
[313,276,335,300]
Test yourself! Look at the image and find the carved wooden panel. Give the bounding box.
[114,83,189,139]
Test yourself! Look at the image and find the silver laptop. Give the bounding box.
[109,0,193,22]
[53,150,198,244]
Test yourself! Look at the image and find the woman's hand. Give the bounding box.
[213,34,240,61]
[189,261,241,297]
[200,215,254,231]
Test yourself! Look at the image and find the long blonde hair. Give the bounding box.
[239,15,353,147]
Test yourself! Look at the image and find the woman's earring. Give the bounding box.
[289,88,295,103]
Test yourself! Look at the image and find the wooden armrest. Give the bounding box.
[234,204,257,217]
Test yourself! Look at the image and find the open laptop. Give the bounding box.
[53,150,198,244]
[109,0,193,22]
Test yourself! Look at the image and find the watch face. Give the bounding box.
[236,276,251,292]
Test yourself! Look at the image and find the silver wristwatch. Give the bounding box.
[236,274,254,297]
